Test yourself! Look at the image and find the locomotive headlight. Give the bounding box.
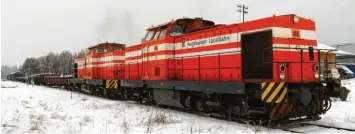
[293,15,300,23]
[314,65,319,72]
[280,72,286,80]
[314,65,320,79]
[315,73,320,79]
[279,64,286,81]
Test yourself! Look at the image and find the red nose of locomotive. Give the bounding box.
[259,15,350,122]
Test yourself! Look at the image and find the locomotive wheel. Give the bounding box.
[184,96,191,108]
[203,105,212,117]
[107,89,113,99]
[98,87,105,96]
[225,104,235,120]
[111,89,118,100]
[81,84,87,93]
[106,89,117,100]
[93,86,99,95]
[102,88,107,98]
[195,99,212,116]
[196,100,205,112]
[90,86,95,95]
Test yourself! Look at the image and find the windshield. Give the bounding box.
[159,27,167,38]
[343,66,354,74]
[170,24,185,36]
[113,46,122,51]
[96,47,107,53]
[144,30,156,41]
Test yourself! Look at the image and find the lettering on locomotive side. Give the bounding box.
[186,40,207,48]
[183,35,231,48]
[208,36,230,44]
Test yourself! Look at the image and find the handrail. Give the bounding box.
[174,51,239,58]
[262,46,339,82]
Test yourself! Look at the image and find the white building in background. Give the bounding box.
[317,43,354,63]
[317,43,352,55]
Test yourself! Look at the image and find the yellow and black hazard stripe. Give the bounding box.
[106,80,118,89]
[113,80,118,89]
[261,82,288,103]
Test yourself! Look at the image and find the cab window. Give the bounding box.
[159,27,167,39]
[170,24,185,36]
[86,49,93,55]
[144,30,156,41]
[96,46,107,53]
[113,46,122,51]
[153,27,168,40]
[153,29,162,40]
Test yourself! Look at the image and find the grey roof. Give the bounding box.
[317,43,353,55]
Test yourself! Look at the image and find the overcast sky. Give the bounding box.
[2,0,355,66]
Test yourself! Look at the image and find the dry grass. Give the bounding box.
[121,117,131,133]
[345,114,355,123]
[11,109,24,123]
[29,114,45,131]
[51,112,67,121]
[51,112,60,119]
[144,109,178,133]
[79,116,92,126]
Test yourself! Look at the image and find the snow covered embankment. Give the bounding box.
[1,81,287,134]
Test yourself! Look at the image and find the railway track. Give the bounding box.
[301,123,355,132]
[279,122,355,133]
[26,83,355,133]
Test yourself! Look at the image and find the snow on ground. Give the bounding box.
[1,79,355,134]
[1,81,17,88]
[306,79,355,129]
[1,81,284,134]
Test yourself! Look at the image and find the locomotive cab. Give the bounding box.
[75,42,125,80]
[136,18,215,80]
[72,42,126,95]
[136,17,222,80]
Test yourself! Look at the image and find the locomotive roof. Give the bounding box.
[87,42,126,50]
[147,14,309,31]
[147,17,216,30]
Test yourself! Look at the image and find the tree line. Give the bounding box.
[1,65,19,79]
[2,49,86,78]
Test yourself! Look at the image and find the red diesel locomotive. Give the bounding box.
[51,14,348,125]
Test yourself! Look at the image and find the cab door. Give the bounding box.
[169,24,186,80]
[241,30,273,80]
[141,28,161,80]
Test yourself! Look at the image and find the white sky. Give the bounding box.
[1,0,355,66]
